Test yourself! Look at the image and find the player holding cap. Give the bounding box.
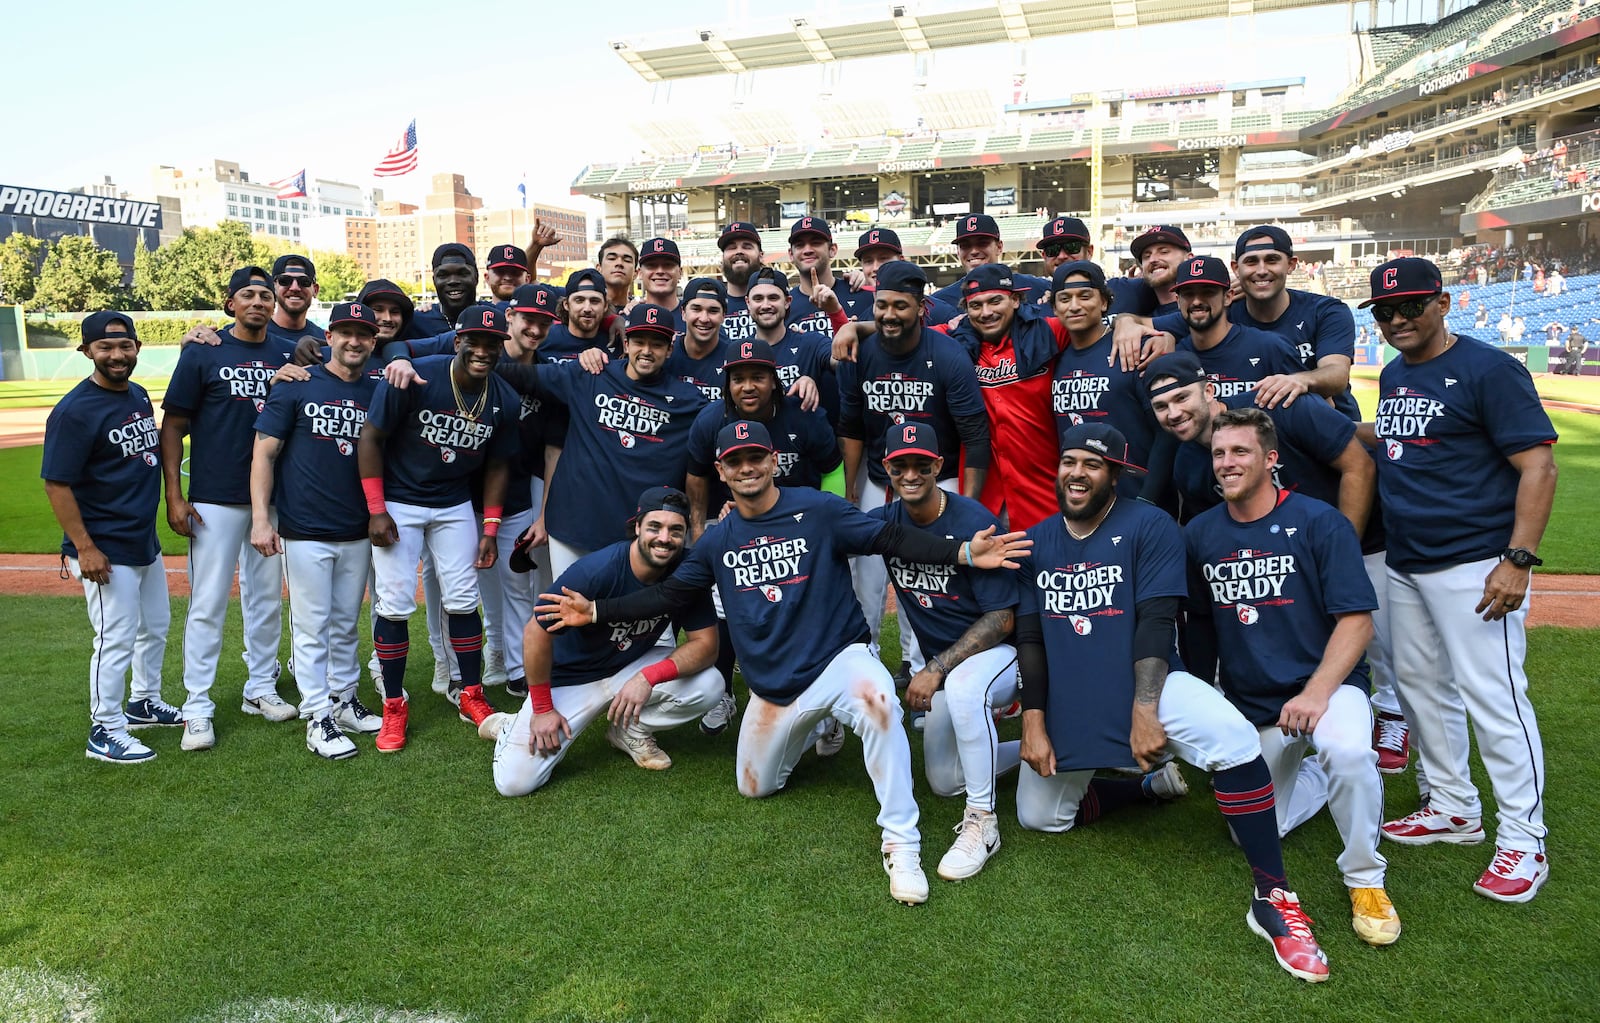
[162,266,300,751]
[1184,407,1399,946]
[666,277,732,403]
[44,312,178,763]
[1363,257,1558,903]
[1016,423,1329,982]
[485,486,723,792]
[716,221,766,343]
[360,304,521,751]
[538,419,1032,905]
[249,303,385,759]
[484,245,529,307]
[928,215,1051,308]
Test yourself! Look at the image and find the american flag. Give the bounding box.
[373,120,418,177]
[270,169,307,199]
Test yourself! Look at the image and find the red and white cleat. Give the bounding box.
[1247,888,1330,983]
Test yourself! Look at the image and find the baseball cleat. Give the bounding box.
[482,646,508,687]
[1472,847,1549,903]
[431,660,452,696]
[699,692,738,735]
[455,684,496,727]
[891,660,912,690]
[476,711,512,742]
[1247,888,1329,983]
[332,694,383,735]
[1349,887,1402,946]
[306,715,358,761]
[242,693,299,722]
[1142,762,1189,801]
[1381,807,1484,846]
[937,807,1001,881]
[86,725,156,764]
[124,697,183,729]
[1373,712,1410,774]
[883,848,929,905]
[992,699,1022,722]
[506,677,529,699]
[375,698,409,753]
[814,715,846,757]
[607,722,672,770]
[180,717,215,751]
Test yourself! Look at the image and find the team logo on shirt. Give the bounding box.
[1385,439,1403,461]
[1036,561,1124,615]
[975,356,1020,387]
[1052,370,1110,416]
[1375,387,1446,456]
[108,411,159,460]
[440,447,457,463]
[1237,603,1260,625]
[619,431,636,448]
[1200,548,1298,605]
[610,614,670,650]
[220,361,277,404]
[1069,614,1092,635]
[724,535,809,589]
[594,392,671,444]
[863,372,934,414]
[759,584,783,603]
[142,451,158,466]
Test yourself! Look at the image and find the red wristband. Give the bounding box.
[529,681,555,714]
[641,659,679,686]
[361,477,386,516]
[481,505,503,537]
[828,306,850,333]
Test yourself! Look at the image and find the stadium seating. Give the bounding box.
[940,138,979,157]
[1229,112,1272,132]
[986,133,1024,152]
[1025,129,1077,149]
[1442,272,1600,335]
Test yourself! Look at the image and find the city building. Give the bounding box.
[0,175,180,285]
[149,160,381,244]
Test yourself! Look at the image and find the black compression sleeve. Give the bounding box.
[1015,613,1048,713]
[837,410,865,441]
[593,575,704,623]
[1138,430,1177,511]
[493,360,540,395]
[954,412,991,469]
[867,523,962,563]
[1132,596,1180,664]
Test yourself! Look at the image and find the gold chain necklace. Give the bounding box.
[1066,495,1116,541]
[450,369,488,421]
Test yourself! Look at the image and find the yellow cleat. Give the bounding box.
[1350,887,1402,946]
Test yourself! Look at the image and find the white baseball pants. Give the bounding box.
[848,471,959,667]
[1018,670,1261,832]
[1388,557,1546,853]
[371,500,481,621]
[478,505,537,680]
[737,643,922,852]
[282,538,371,719]
[182,502,283,719]
[491,644,722,796]
[547,537,592,581]
[921,645,1020,812]
[69,557,171,734]
[1363,551,1402,717]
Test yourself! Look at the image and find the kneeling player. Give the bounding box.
[486,487,722,794]
[1017,424,1330,983]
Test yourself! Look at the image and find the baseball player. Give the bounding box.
[743,267,828,409]
[1184,407,1400,946]
[665,277,731,403]
[849,228,962,328]
[1017,423,1329,983]
[161,266,299,751]
[597,236,638,312]
[1364,257,1557,903]
[266,255,324,349]
[927,215,1050,308]
[485,486,723,792]
[1169,257,1303,400]
[538,419,1032,905]
[1128,225,1192,315]
[43,311,177,763]
[360,304,521,751]
[484,244,529,306]
[716,221,765,343]
[636,237,684,324]
[249,302,385,759]
[784,215,873,337]
[410,244,481,337]
[1035,216,1157,315]
[542,268,611,364]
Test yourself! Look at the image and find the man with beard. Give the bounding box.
[666,277,731,403]
[744,268,827,412]
[542,268,611,364]
[1129,225,1191,316]
[410,244,480,337]
[536,419,1032,905]
[1036,217,1157,316]
[1016,423,1330,983]
[483,245,529,308]
[44,312,177,763]
[483,487,723,790]
[716,221,765,343]
[597,236,638,313]
[928,214,1050,309]
[1170,257,1303,401]
[785,215,872,336]
[266,255,324,349]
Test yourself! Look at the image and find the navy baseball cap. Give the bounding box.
[962,263,1025,301]
[1040,216,1090,246]
[432,243,476,269]
[509,282,559,319]
[625,303,676,337]
[875,260,928,297]
[639,237,681,265]
[80,311,138,346]
[1052,260,1108,293]
[271,254,316,280]
[748,267,790,293]
[358,279,414,313]
[855,227,902,257]
[1130,225,1192,261]
[1145,351,1209,395]
[718,221,761,249]
[1234,225,1294,258]
[630,485,692,524]
[565,267,606,294]
[227,265,273,298]
[1060,422,1145,473]
[1359,257,1444,308]
[715,420,775,461]
[327,302,380,334]
[789,215,831,242]
[884,422,941,461]
[487,244,528,270]
[681,277,728,309]
[723,338,777,370]
[954,214,1000,243]
[1171,255,1232,292]
[454,304,509,338]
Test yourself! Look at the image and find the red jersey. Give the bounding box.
[970,320,1068,530]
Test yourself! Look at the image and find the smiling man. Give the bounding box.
[928,214,1050,309]
[665,277,731,403]
[267,254,324,349]
[716,221,766,343]
[410,244,480,337]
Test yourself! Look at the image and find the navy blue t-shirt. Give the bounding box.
[1177,324,1303,401]
[539,360,707,551]
[838,327,988,486]
[666,338,731,404]
[366,354,519,508]
[1106,276,1159,317]
[545,540,716,687]
[720,294,755,344]
[408,306,454,338]
[787,283,872,338]
[1185,492,1376,726]
[540,324,607,365]
[686,399,839,512]
[870,493,1019,657]
[1052,329,1159,497]
[254,366,376,542]
[1374,335,1557,572]
[266,318,325,351]
[41,378,162,566]
[163,326,296,505]
[1020,499,1187,771]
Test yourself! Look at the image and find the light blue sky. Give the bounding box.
[5,1,1369,216]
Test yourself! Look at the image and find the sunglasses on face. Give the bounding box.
[1370,297,1435,323]
[1041,240,1087,258]
[276,275,313,289]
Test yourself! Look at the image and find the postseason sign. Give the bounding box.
[0,184,163,229]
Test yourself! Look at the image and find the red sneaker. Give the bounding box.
[1247,888,1330,983]
[1373,712,1410,774]
[456,684,496,727]
[375,697,408,753]
[993,699,1023,722]
[1472,847,1549,903]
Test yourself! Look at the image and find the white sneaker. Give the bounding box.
[181,717,215,751]
[937,807,1001,881]
[368,652,382,686]
[242,693,299,722]
[306,715,358,761]
[606,721,672,770]
[482,646,508,687]
[477,711,512,742]
[699,692,738,735]
[884,848,929,905]
[332,694,383,735]
[431,659,451,695]
[1142,762,1189,801]
[814,716,845,757]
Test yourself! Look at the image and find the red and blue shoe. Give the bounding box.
[1247,888,1330,983]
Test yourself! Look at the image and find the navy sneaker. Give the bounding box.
[125,697,183,728]
[86,725,156,764]
[506,677,529,699]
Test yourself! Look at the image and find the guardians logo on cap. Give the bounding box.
[884,422,941,461]
[718,221,761,249]
[1041,217,1090,244]
[1171,256,1232,291]
[954,214,1000,242]
[1130,225,1191,261]
[509,283,559,318]
[455,304,509,338]
[487,245,528,270]
[724,338,777,370]
[1358,256,1444,308]
[640,237,681,265]
[789,216,831,242]
[432,243,476,269]
[626,303,676,336]
[715,420,775,461]
[327,302,380,333]
[855,227,902,257]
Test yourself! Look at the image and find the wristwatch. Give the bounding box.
[1502,547,1543,569]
